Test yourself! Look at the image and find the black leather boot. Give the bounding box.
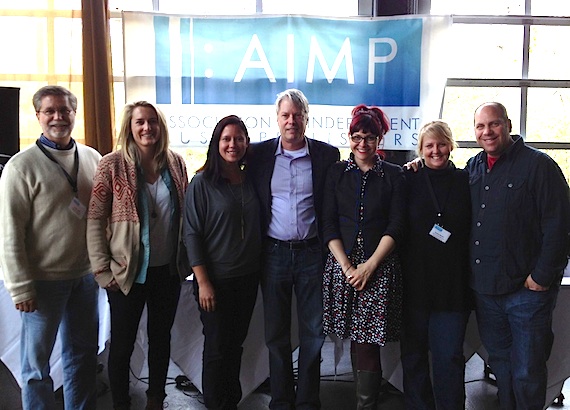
[356,370,381,410]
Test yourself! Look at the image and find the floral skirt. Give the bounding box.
[322,245,402,345]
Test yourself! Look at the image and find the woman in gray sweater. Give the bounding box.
[183,115,261,410]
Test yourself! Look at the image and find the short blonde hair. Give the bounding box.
[417,120,458,157]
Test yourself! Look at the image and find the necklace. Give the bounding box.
[227,174,245,240]
[145,179,159,219]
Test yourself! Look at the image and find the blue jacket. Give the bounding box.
[466,135,570,295]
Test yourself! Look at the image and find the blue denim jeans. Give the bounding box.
[20,275,99,410]
[400,307,469,410]
[195,273,259,410]
[261,240,325,410]
[475,286,559,410]
[106,266,181,408]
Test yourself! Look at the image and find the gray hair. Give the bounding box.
[32,85,78,112]
[275,89,309,119]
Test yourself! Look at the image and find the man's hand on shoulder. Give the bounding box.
[15,298,37,313]
[404,157,422,172]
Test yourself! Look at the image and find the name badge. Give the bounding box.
[69,197,87,219]
[429,224,451,243]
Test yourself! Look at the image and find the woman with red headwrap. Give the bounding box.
[322,104,405,409]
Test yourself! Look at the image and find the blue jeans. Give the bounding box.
[400,307,469,410]
[20,275,99,410]
[195,273,259,410]
[475,286,558,410]
[106,266,181,408]
[261,240,325,410]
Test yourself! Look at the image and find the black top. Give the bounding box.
[183,172,261,281]
[401,163,473,311]
[322,156,405,257]
[466,135,570,294]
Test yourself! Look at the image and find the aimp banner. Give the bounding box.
[123,12,450,150]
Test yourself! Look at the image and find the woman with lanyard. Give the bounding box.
[183,115,261,410]
[87,101,188,410]
[400,120,473,410]
[322,104,405,410]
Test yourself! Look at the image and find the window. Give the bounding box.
[431,0,570,176]
[0,1,83,147]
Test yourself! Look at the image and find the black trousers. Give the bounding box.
[107,265,181,407]
[195,273,259,410]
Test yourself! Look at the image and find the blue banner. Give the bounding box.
[124,13,450,150]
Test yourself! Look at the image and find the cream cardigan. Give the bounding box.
[0,143,101,304]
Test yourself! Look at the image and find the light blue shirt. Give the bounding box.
[136,169,176,284]
[267,137,316,241]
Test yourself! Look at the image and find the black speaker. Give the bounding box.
[0,87,20,157]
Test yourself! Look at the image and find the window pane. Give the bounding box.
[526,88,570,142]
[0,17,48,74]
[531,0,570,17]
[430,0,524,15]
[54,17,83,75]
[529,26,570,80]
[0,0,50,9]
[262,0,357,16]
[108,0,154,12]
[446,25,523,79]
[158,0,256,14]
[110,18,124,78]
[53,0,80,9]
[440,87,521,142]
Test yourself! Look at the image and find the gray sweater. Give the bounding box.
[183,172,261,281]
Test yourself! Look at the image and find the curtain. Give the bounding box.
[82,0,115,155]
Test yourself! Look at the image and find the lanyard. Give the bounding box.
[35,139,79,194]
[422,169,453,221]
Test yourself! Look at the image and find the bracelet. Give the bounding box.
[343,265,354,275]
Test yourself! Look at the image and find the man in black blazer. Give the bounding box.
[247,89,340,410]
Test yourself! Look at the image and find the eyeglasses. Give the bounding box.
[37,109,73,117]
[350,134,378,144]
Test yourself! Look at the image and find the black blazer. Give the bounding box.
[322,159,406,258]
[246,137,340,240]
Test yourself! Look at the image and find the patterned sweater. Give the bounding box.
[87,150,188,295]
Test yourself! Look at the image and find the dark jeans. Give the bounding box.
[475,286,558,410]
[194,273,259,410]
[400,307,469,410]
[261,239,325,410]
[106,266,181,408]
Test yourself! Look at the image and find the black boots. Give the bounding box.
[356,370,381,410]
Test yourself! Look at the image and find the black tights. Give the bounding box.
[351,341,382,372]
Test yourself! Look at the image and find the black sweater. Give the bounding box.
[401,163,473,311]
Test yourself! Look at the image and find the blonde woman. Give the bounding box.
[400,120,472,410]
[87,101,188,410]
